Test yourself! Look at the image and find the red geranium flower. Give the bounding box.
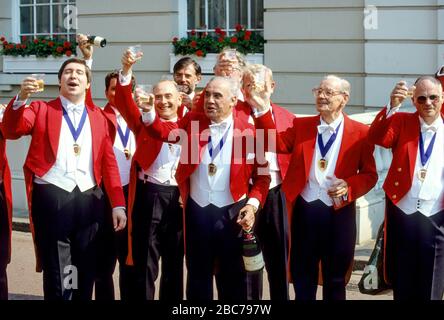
[2,41,8,46]
[48,41,55,47]
[190,40,197,48]
[0,36,5,42]
[172,37,178,43]
[215,27,222,34]
[195,50,204,57]
[42,39,46,44]
[56,46,64,53]
[190,29,196,36]
[235,24,243,32]
[218,37,224,43]
[6,44,14,50]
[21,36,26,42]
[230,37,238,43]
[244,30,252,40]
[65,50,73,57]
[15,44,21,49]
[220,31,226,37]
[33,39,39,44]
[21,44,27,49]
[63,41,71,48]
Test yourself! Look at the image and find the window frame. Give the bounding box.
[180,0,263,36]
[12,0,76,42]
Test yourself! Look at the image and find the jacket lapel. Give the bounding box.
[47,98,63,158]
[302,116,319,179]
[86,103,99,166]
[335,114,356,175]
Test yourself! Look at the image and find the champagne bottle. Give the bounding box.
[242,228,265,272]
[87,35,107,47]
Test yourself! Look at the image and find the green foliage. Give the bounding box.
[0,35,76,58]
[172,24,265,57]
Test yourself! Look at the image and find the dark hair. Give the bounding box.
[105,70,136,92]
[173,57,202,76]
[58,58,92,83]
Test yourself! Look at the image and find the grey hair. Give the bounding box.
[323,75,351,95]
[208,76,239,97]
[415,75,442,89]
[244,64,273,82]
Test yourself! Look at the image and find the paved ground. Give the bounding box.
[6,231,393,300]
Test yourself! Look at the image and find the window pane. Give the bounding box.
[20,6,34,34]
[53,5,68,33]
[208,0,226,29]
[36,0,51,4]
[251,0,264,29]
[20,0,32,4]
[229,0,248,29]
[36,5,50,34]
[187,0,205,30]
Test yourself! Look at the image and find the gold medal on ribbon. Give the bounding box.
[73,143,81,156]
[318,158,327,171]
[208,163,217,176]
[418,169,427,182]
[124,148,131,160]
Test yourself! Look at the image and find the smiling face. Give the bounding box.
[204,78,237,123]
[59,62,91,104]
[412,79,443,124]
[174,64,201,94]
[153,80,182,120]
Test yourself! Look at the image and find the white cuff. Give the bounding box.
[247,198,260,211]
[437,65,444,76]
[252,104,271,118]
[84,59,93,70]
[12,94,27,110]
[141,108,156,125]
[0,107,5,122]
[112,206,126,211]
[385,102,400,118]
[119,70,132,86]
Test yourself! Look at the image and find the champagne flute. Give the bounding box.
[135,84,153,104]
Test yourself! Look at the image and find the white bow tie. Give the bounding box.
[210,122,229,131]
[317,124,336,135]
[67,104,84,114]
[421,124,438,133]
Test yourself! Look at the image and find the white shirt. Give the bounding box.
[142,110,259,210]
[140,117,181,186]
[395,115,444,216]
[34,95,95,192]
[300,114,345,206]
[111,106,136,186]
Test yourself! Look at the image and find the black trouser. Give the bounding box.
[131,180,184,300]
[290,196,356,300]
[94,184,137,300]
[31,183,105,300]
[247,185,289,300]
[185,198,248,301]
[0,183,9,300]
[386,200,444,300]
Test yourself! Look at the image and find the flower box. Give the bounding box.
[2,55,69,73]
[169,53,264,75]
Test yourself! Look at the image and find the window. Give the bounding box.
[19,0,76,42]
[186,0,263,35]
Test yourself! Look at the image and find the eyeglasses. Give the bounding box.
[312,87,344,98]
[415,95,440,104]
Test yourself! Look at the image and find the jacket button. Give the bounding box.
[392,194,397,199]
[394,182,399,186]
[397,167,402,172]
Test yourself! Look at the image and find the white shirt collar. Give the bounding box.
[59,95,85,113]
[210,113,233,129]
[419,115,443,133]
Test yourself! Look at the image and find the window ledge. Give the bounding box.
[2,55,69,74]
